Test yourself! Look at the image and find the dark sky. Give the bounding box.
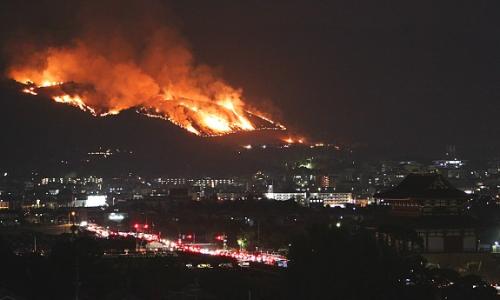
[1,0,499,158]
[169,0,500,156]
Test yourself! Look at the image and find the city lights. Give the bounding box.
[1,2,498,298]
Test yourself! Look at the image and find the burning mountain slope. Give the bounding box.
[9,37,285,136]
[0,80,289,175]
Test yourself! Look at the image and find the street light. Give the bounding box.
[134,223,141,252]
[216,234,228,249]
[70,211,77,225]
[237,238,247,251]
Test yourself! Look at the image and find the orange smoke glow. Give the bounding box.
[11,40,285,136]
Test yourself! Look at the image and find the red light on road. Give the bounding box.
[186,234,192,239]
[134,223,139,229]
[144,224,149,229]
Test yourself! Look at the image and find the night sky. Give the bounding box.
[1,0,499,160]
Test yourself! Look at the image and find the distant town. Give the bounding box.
[1,144,498,212]
[1,143,500,298]
[2,0,499,298]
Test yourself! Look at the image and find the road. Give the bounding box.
[84,223,288,268]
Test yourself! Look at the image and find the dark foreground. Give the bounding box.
[1,225,498,300]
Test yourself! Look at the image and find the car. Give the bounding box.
[238,261,250,268]
[197,263,213,269]
[218,262,234,268]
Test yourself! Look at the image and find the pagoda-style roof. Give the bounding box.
[375,173,468,199]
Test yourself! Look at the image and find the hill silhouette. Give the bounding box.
[0,80,287,176]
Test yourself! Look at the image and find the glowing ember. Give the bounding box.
[40,80,64,87]
[53,94,97,115]
[283,136,307,144]
[22,87,37,95]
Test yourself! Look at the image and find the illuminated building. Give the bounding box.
[375,173,476,253]
[0,200,9,210]
[317,175,335,188]
[308,198,324,206]
[156,177,236,188]
[73,195,108,207]
[264,192,307,202]
[193,178,235,188]
[217,192,246,201]
[320,193,354,208]
[41,177,64,185]
[431,160,467,179]
[156,178,187,185]
[433,160,466,169]
[374,173,468,217]
[354,198,371,207]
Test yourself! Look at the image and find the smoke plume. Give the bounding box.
[4,0,284,136]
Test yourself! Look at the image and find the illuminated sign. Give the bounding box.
[85,195,107,207]
[108,212,126,221]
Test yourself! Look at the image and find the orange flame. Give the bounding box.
[11,41,285,136]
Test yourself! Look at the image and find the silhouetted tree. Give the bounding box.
[287,224,434,300]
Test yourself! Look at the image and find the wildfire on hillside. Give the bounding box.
[9,27,285,136]
[13,73,285,136]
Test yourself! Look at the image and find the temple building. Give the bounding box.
[374,173,476,253]
[375,173,469,217]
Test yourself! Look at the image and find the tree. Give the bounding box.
[287,224,433,300]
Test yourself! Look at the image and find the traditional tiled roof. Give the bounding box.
[375,173,468,199]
